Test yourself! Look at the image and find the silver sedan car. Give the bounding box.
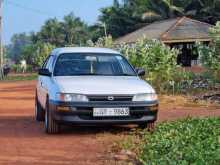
[35,47,158,134]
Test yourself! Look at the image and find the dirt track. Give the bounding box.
[0,81,219,165]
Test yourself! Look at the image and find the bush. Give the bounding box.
[21,42,55,67]
[87,37,179,92]
[11,64,22,73]
[165,69,195,94]
[10,64,34,73]
[120,39,179,92]
[26,65,34,73]
[123,118,220,165]
[197,22,220,82]
[87,35,114,48]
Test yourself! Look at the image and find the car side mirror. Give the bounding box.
[38,68,51,77]
[135,68,145,76]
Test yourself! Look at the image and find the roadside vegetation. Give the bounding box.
[5,0,220,66]
[1,73,37,82]
[118,117,220,165]
[4,22,220,97]
[87,23,220,96]
[3,1,220,94]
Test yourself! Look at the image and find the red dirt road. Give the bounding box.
[0,81,219,165]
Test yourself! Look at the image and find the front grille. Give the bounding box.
[88,95,133,102]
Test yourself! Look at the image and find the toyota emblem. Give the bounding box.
[107,96,114,101]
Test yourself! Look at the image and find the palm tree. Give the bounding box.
[185,0,220,24]
[62,13,89,46]
[144,0,183,19]
[39,18,64,46]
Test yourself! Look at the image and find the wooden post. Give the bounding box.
[0,0,3,80]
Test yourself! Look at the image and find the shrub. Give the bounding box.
[26,65,34,73]
[11,64,22,73]
[120,39,179,92]
[166,69,195,94]
[87,37,180,92]
[122,118,220,165]
[197,22,220,82]
[10,64,34,73]
[87,36,114,48]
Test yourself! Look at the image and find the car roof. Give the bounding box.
[51,47,120,56]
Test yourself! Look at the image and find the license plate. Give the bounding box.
[93,108,129,117]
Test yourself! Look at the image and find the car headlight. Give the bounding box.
[56,93,89,102]
[132,93,158,102]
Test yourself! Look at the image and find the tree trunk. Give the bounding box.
[0,67,4,80]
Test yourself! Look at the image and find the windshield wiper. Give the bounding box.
[115,73,136,76]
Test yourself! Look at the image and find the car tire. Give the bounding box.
[35,95,45,122]
[45,99,60,134]
[138,122,155,132]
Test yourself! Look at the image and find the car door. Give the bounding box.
[38,56,54,109]
[37,56,49,107]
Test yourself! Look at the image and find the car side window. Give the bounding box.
[46,56,54,72]
[42,56,50,69]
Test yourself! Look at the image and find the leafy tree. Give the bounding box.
[62,13,90,46]
[6,33,32,63]
[34,13,91,46]
[38,18,65,46]
[33,42,55,67]
[184,0,220,24]
[6,12,93,66]
[98,0,184,39]
[99,0,220,39]
[88,24,105,42]
[21,42,55,67]
[21,44,35,65]
[144,0,183,19]
[99,4,144,38]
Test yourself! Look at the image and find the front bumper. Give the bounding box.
[49,100,159,125]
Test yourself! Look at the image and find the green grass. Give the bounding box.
[1,73,38,81]
[121,118,220,165]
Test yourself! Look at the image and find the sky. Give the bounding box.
[3,0,114,44]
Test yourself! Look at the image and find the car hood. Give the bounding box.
[54,76,155,95]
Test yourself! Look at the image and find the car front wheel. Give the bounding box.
[45,100,60,134]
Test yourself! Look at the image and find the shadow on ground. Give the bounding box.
[0,115,135,138]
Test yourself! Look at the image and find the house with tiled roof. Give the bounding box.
[116,17,213,67]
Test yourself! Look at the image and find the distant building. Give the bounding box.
[115,17,213,67]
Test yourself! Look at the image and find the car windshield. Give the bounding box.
[54,53,136,76]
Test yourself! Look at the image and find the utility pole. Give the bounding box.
[0,0,3,80]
